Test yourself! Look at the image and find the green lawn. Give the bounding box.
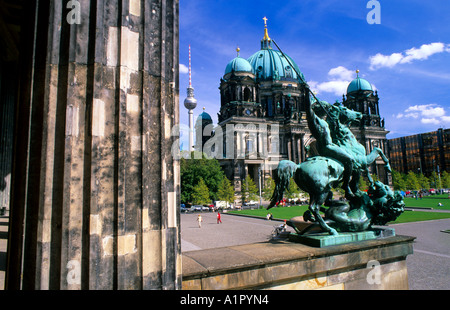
[230,205,310,220]
[229,194,450,224]
[403,194,450,211]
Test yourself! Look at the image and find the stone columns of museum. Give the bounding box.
[6,0,181,290]
[0,61,17,214]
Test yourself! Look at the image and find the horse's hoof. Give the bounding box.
[303,210,314,222]
[329,228,338,236]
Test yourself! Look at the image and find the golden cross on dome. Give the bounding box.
[262,17,270,41]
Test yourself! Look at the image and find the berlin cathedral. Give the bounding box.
[197,19,390,195]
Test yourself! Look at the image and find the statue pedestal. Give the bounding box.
[286,216,396,247]
[182,235,414,290]
[288,227,395,247]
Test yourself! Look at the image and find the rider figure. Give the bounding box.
[305,88,356,198]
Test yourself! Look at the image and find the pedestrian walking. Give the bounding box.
[197,214,203,228]
[217,212,222,224]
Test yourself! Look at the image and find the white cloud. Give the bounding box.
[396,104,450,127]
[404,112,419,119]
[369,42,450,70]
[421,107,445,118]
[309,66,355,96]
[328,66,354,81]
[421,118,439,125]
[180,63,189,74]
[309,80,348,97]
[401,43,446,64]
[441,116,450,123]
[369,52,403,69]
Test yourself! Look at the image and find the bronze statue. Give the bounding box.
[268,87,404,235]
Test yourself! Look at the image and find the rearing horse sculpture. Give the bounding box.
[314,97,392,197]
[268,88,395,235]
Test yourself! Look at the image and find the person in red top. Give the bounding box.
[217,212,222,224]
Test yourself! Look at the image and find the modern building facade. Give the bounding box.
[387,128,449,176]
[211,19,390,194]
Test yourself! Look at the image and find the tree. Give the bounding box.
[441,171,450,189]
[241,175,258,203]
[391,170,406,191]
[405,171,420,190]
[217,176,235,204]
[180,151,225,203]
[262,177,275,201]
[191,178,211,205]
[417,173,430,189]
[286,177,300,199]
[430,171,442,189]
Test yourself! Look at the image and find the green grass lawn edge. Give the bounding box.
[228,194,450,224]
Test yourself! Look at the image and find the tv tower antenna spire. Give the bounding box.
[189,44,192,88]
[183,44,197,152]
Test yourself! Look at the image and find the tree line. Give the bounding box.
[391,170,450,191]
[180,152,305,205]
[181,151,450,206]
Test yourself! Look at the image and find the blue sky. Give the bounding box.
[178,0,450,145]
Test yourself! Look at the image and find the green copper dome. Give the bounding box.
[246,17,305,82]
[224,56,254,75]
[196,108,213,124]
[247,49,304,82]
[347,76,373,94]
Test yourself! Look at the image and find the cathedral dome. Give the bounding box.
[347,72,373,94]
[196,108,213,125]
[224,47,254,76]
[247,49,304,82]
[246,17,305,82]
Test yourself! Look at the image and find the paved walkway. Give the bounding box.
[390,219,450,290]
[181,212,450,290]
[1,211,448,290]
[181,212,294,252]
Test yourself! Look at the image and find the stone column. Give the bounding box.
[6,0,180,290]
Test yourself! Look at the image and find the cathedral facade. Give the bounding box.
[212,20,390,195]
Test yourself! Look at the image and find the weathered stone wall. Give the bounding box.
[182,236,414,290]
[6,0,180,290]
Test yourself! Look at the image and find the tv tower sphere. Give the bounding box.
[184,88,197,110]
[184,44,197,110]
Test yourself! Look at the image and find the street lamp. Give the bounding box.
[258,166,262,207]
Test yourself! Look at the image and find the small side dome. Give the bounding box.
[347,71,373,94]
[224,56,254,75]
[196,108,213,126]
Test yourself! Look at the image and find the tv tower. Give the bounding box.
[183,44,197,152]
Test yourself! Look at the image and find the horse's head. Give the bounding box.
[331,105,362,126]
